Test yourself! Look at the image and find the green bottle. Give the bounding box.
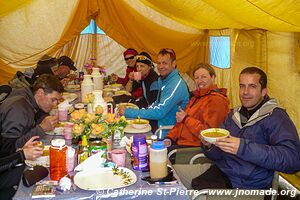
[79,135,89,163]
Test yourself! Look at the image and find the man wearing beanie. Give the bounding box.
[111,48,142,99]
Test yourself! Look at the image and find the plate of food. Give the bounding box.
[200,128,229,143]
[62,92,78,103]
[45,124,64,136]
[65,84,80,91]
[124,119,151,133]
[113,90,131,97]
[116,103,139,110]
[74,167,137,190]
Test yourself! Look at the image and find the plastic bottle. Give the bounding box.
[91,68,103,90]
[50,139,67,181]
[150,141,168,179]
[132,135,149,171]
[81,75,94,100]
[79,135,89,163]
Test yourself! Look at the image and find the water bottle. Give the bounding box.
[132,135,149,171]
[50,139,67,181]
[150,141,168,179]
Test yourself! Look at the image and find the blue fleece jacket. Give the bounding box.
[125,69,189,138]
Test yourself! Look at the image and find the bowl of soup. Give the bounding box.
[200,128,229,143]
[131,119,149,129]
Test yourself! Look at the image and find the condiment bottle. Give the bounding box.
[79,135,89,163]
[132,135,149,171]
[149,141,168,179]
[50,139,67,181]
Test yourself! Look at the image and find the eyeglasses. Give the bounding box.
[124,56,135,61]
[159,48,176,60]
[135,55,152,63]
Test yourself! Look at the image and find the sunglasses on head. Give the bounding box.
[136,55,152,63]
[124,56,135,61]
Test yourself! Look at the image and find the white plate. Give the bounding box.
[62,92,78,103]
[74,167,137,190]
[25,156,49,168]
[65,84,80,91]
[124,122,151,133]
[45,127,64,135]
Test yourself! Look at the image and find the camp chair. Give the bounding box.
[187,153,279,200]
[154,126,203,164]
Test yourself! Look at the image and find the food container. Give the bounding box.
[200,128,229,143]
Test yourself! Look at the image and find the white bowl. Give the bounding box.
[200,128,229,143]
[131,119,149,129]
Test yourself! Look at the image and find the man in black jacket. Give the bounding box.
[0,74,64,155]
[0,136,43,200]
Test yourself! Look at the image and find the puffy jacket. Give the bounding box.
[0,87,45,156]
[166,85,229,146]
[204,99,300,189]
[0,150,25,173]
[125,69,189,138]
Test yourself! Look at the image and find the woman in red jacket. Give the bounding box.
[165,63,230,148]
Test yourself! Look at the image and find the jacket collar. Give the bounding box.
[232,98,279,128]
[192,84,227,97]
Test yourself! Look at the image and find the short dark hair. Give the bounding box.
[193,63,216,77]
[158,48,176,62]
[240,67,267,89]
[32,74,64,94]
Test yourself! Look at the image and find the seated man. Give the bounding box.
[174,67,300,190]
[119,48,189,137]
[0,74,64,155]
[0,136,43,200]
[30,55,77,85]
[164,63,229,149]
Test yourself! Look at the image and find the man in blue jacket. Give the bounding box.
[119,48,189,138]
[175,67,300,190]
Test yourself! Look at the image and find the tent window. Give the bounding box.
[209,36,230,69]
[81,19,105,35]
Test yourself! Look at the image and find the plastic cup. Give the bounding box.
[134,72,141,81]
[111,149,127,167]
[58,108,68,121]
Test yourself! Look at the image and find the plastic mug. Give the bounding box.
[111,149,127,167]
[58,108,68,121]
[134,72,141,81]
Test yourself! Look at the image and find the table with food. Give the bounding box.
[13,78,191,200]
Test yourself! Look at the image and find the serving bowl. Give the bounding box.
[131,119,149,129]
[200,128,229,143]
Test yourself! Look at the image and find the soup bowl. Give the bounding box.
[131,119,149,129]
[200,128,229,143]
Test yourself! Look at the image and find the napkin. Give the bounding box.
[74,151,106,172]
[119,136,133,148]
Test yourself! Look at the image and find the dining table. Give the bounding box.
[13,131,191,200]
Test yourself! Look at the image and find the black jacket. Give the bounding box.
[0,150,25,174]
[0,87,45,156]
[133,69,159,108]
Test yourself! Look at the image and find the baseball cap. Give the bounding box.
[57,56,77,71]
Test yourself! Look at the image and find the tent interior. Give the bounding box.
[0,0,300,189]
